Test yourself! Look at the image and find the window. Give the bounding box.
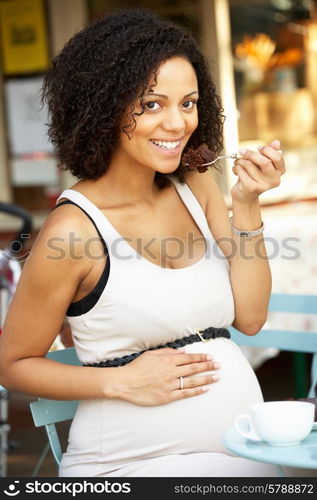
[230,0,317,203]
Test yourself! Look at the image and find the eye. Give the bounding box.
[143,101,161,111]
[182,100,197,110]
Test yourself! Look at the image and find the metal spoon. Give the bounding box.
[201,153,239,167]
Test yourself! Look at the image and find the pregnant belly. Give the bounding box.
[67,338,263,465]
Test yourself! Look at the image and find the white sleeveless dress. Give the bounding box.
[57,177,279,477]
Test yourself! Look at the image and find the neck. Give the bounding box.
[99,170,160,206]
[76,155,167,208]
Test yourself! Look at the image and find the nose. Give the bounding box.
[162,106,185,132]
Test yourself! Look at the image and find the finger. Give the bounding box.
[235,165,261,192]
[170,376,221,401]
[235,159,264,183]
[154,349,213,360]
[236,160,280,188]
[257,145,285,174]
[232,165,238,176]
[174,374,219,391]
[170,386,209,401]
[176,360,219,376]
[174,353,213,366]
[268,139,281,150]
[238,148,274,174]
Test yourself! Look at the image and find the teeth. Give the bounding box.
[151,140,180,150]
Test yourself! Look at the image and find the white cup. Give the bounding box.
[235,401,315,446]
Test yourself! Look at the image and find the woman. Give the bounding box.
[0,9,285,477]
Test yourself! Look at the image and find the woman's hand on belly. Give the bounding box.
[109,348,220,407]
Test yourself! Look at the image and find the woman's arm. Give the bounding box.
[229,141,285,334]
[228,197,271,335]
[186,140,285,336]
[0,207,112,400]
[0,206,219,405]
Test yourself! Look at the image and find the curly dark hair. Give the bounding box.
[42,8,224,188]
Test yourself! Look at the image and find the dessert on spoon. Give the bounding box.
[182,143,238,172]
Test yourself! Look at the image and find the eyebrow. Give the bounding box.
[145,91,199,99]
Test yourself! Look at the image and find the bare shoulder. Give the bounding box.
[25,202,95,284]
[37,201,99,251]
[185,170,231,242]
[0,202,95,359]
[40,201,92,238]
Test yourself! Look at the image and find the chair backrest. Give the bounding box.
[29,347,81,465]
[229,293,317,397]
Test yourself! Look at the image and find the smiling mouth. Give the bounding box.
[150,139,181,151]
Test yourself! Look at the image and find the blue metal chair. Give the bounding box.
[230,293,317,398]
[29,347,80,475]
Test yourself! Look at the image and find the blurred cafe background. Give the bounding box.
[0,0,316,476]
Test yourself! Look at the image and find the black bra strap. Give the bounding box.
[52,200,108,253]
[52,199,110,316]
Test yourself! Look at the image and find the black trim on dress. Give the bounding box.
[52,199,110,316]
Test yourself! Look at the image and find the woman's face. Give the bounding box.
[117,56,199,175]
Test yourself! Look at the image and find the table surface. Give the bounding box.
[223,427,317,469]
